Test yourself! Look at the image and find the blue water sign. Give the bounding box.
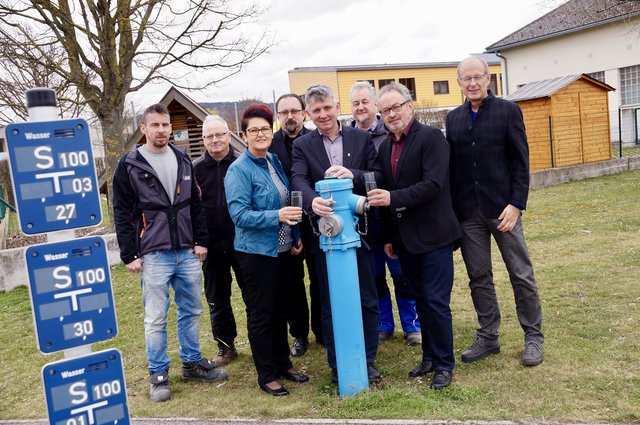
[26,236,117,354]
[6,118,102,234]
[42,349,130,425]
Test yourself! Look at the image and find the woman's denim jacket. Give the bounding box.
[224,149,300,257]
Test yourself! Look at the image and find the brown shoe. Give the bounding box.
[212,346,238,367]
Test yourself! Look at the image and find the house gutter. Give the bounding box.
[495,52,509,96]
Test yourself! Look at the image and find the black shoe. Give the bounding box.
[430,370,452,389]
[280,369,309,383]
[212,345,238,367]
[367,362,381,383]
[149,371,171,402]
[181,358,228,382]
[522,340,544,366]
[408,360,434,378]
[461,336,500,363]
[330,368,338,384]
[260,383,289,396]
[290,338,308,357]
[378,330,393,345]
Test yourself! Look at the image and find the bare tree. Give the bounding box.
[413,99,448,130]
[0,0,273,203]
[0,28,87,123]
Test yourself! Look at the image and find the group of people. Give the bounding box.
[112,55,544,402]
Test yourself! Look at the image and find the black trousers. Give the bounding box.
[304,251,324,345]
[287,252,310,341]
[202,249,246,350]
[236,251,294,385]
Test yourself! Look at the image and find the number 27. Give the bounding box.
[55,203,76,220]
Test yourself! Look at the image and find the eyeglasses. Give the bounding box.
[460,74,487,84]
[277,109,302,117]
[380,100,410,117]
[203,132,228,141]
[245,126,273,136]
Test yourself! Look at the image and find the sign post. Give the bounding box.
[26,237,118,354]
[6,118,102,234]
[6,88,130,424]
[42,349,129,425]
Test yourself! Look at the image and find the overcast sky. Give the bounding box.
[133,0,562,107]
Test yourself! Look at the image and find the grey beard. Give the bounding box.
[284,120,299,135]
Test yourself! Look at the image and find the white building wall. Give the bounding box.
[498,16,640,144]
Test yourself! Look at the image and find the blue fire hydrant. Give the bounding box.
[314,174,369,397]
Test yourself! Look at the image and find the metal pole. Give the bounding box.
[234,102,239,135]
[618,108,622,158]
[635,108,639,145]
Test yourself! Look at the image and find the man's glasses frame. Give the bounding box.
[203,132,228,141]
[277,109,303,117]
[380,100,410,117]
[459,74,487,85]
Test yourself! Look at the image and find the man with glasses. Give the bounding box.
[291,84,382,384]
[349,81,421,347]
[269,94,322,357]
[193,115,245,369]
[367,82,461,389]
[446,55,544,367]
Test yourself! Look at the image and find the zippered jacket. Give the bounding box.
[193,149,239,251]
[112,144,208,264]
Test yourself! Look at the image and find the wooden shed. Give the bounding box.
[126,86,246,157]
[504,74,614,171]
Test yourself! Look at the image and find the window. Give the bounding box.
[620,65,640,105]
[489,73,499,96]
[378,79,394,89]
[433,80,449,95]
[399,78,417,100]
[588,71,605,83]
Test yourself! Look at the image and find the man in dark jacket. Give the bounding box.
[113,104,227,403]
[368,82,461,389]
[446,56,544,367]
[269,93,322,356]
[193,115,245,368]
[291,84,382,384]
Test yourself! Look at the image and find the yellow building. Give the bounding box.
[288,54,503,116]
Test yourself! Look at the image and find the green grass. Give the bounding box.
[1,171,640,421]
[612,143,640,158]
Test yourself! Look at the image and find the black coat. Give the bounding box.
[192,149,239,251]
[376,119,461,254]
[446,92,530,221]
[268,126,311,179]
[291,124,382,253]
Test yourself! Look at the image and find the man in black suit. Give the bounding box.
[367,82,461,389]
[268,93,321,357]
[291,84,381,384]
[446,55,544,367]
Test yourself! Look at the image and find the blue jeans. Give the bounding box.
[373,244,420,334]
[141,249,204,374]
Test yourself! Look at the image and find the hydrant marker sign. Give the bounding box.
[26,236,118,354]
[6,118,102,234]
[42,349,130,425]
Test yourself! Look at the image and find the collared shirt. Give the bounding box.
[388,117,414,177]
[367,117,379,133]
[321,122,343,166]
